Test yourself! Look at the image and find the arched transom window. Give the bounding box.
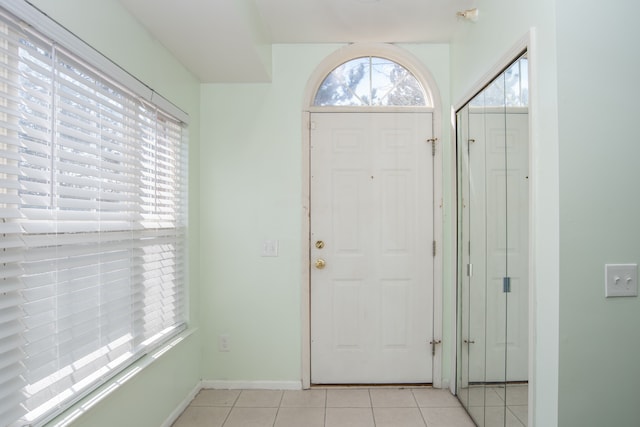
[313,56,431,107]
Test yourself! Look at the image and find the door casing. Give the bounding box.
[309,111,435,384]
[301,43,444,390]
[301,107,443,389]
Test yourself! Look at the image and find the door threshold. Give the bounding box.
[311,383,433,389]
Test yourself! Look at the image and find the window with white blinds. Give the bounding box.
[0,5,188,427]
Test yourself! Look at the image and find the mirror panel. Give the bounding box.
[456,53,529,427]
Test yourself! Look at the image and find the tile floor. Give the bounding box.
[459,384,528,427]
[172,387,476,427]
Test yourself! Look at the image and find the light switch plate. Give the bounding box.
[605,264,638,297]
[261,239,279,257]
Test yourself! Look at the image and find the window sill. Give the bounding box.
[46,327,198,427]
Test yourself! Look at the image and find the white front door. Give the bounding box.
[310,111,434,384]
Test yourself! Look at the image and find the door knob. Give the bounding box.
[314,258,326,269]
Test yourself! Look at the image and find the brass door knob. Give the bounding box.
[314,258,326,269]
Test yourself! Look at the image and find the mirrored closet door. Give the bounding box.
[456,53,529,427]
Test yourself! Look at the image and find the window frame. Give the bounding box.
[313,56,430,108]
[303,43,439,115]
[0,3,189,426]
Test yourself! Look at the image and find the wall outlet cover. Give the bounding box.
[218,334,230,352]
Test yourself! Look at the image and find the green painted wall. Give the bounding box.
[556,1,640,425]
[199,43,453,384]
[26,1,203,426]
[24,1,640,426]
[450,1,560,426]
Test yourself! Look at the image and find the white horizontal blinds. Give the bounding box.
[19,47,141,422]
[133,107,187,349]
[7,19,54,229]
[0,15,47,425]
[0,6,188,427]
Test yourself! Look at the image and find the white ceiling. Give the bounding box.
[118,0,476,83]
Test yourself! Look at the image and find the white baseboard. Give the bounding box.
[201,380,302,390]
[160,381,203,427]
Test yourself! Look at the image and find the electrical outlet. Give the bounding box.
[218,334,230,352]
[605,264,638,297]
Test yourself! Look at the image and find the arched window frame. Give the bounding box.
[313,56,429,108]
[303,43,440,114]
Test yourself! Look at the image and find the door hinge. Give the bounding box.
[503,277,511,293]
[432,240,436,257]
[427,137,438,156]
[429,339,441,356]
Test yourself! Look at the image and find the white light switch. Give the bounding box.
[261,239,279,257]
[605,264,638,297]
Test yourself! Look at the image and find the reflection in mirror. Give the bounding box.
[470,54,528,108]
[456,52,529,427]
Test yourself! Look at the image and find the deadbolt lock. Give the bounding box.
[315,240,325,249]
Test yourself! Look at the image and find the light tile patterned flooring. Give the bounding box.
[172,387,476,427]
[462,384,529,427]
